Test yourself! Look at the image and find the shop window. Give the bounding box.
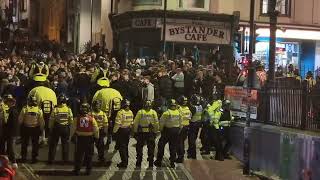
[133,0,162,6]
[179,0,208,10]
[261,0,291,17]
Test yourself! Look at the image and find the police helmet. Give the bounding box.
[222,100,231,108]
[92,100,102,110]
[3,94,14,101]
[121,99,131,108]
[168,99,177,109]
[80,103,90,114]
[177,96,188,106]
[143,100,153,109]
[190,94,201,105]
[58,94,67,104]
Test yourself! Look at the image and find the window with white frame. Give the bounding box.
[178,0,208,10]
[261,0,291,16]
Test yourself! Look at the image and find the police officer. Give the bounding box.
[107,97,122,150]
[187,94,203,159]
[154,99,182,168]
[207,100,224,161]
[0,95,18,168]
[91,100,108,163]
[48,94,73,164]
[200,93,218,154]
[72,103,99,176]
[133,100,159,168]
[219,100,234,159]
[19,96,44,163]
[176,96,191,163]
[113,99,134,168]
[28,84,57,146]
[0,95,10,154]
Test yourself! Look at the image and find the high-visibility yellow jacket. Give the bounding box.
[113,109,134,133]
[160,109,182,131]
[0,102,9,124]
[178,106,192,126]
[28,86,57,114]
[92,88,123,117]
[49,104,73,129]
[207,100,222,129]
[91,110,108,129]
[133,109,159,133]
[19,105,44,129]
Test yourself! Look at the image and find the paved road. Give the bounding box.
[15,138,259,180]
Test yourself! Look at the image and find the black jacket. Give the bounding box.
[4,106,19,137]
[158,75,174,99]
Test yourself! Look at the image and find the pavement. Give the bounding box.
[13,137,260,180]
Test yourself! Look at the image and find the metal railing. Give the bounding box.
[256,78,320,131]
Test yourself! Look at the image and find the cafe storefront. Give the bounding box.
[110,10,239,65]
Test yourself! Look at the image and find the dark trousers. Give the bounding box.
[107,112,117,146]
[74,136,94,172]
[44,114,50,138]
[156,127,180,163]
[94,129,106,161]
[200,123,211,152]
[48,125,70,162]
[0,132,16,163]
[208,126,223,160]
[21,126,41,160]
[136,132,155,165]
[187,122,201,158]
[177,126,189,160]
[222,127,231,156]
[117,128,131,165]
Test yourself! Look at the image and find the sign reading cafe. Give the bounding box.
[165,23,231,44]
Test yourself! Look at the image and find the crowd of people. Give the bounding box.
[0,39,237,176]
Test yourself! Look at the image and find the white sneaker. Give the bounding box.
[12,163,18,169]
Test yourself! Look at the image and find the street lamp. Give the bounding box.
[268,0,279,82]
[90,0,93,47]
[243,0,255,175]
[162,0,167,55]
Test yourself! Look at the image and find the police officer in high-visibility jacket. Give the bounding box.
[154,99,182,168]
[107,97,122,150]
[0,94,19,168]
[207,100,223,161]
[113,99,134,168]
[71,103,99,176]
[187,94,203,159]
[48,94,73,164]
[28,84,57,146]
[19,96,44,163]
[176,96,192,163]
[133,100,159,168]
[0,96,10,152]
[91,100,108,163]
[219,100,234,159]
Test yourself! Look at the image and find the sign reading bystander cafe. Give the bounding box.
[165,21,231,44]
